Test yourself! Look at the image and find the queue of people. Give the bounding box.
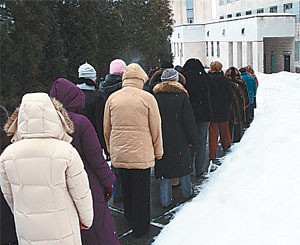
[0,58,257,244]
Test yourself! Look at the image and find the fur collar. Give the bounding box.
[4,98,74,136]
[153,81,189,97]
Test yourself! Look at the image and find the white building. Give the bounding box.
[170,0,300,73]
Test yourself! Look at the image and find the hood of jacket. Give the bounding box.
[4,93,73,143]
[49,78,85,112]
[182,58,205,73]
[122,63,148,90]
[99,74,122,96]
[153,81,189,97]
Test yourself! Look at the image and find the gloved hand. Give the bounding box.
[104,184,113,202]
[80,224,89,230]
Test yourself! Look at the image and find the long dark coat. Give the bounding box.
[208,72,234,122]
[230,78,250,124]
[0,105,17,244]
[182,59,212,122]
[77,78,108,156]
[153,81,198,179]
[50,78,119,245]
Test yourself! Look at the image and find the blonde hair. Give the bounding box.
[210,61,223,72]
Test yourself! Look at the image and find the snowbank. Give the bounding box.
[153,72,300,245]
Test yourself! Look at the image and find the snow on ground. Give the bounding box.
[153,72,300,245]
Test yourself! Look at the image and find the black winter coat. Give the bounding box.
[208,72,234,122]
[77,78,107,155]
[99,74,122,100]
[153,81,198,179]
[182,59,212,122]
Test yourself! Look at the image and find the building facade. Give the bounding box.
[171,0,300,73]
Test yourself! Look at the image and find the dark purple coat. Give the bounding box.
[50,78,119,245]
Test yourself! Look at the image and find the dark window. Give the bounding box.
[270,6,277,13]
[241,28,245,35]
[217,42,220,57]
[236,12,241,17]
[211,42,214,57]
[295,41,300,61]
[284,3,293,11]
[227,14,232,18]
[207,31,210,37]
[220,16,224,19]
[246,10,252,15]
[222,29,225,36]
[257,8,264,13]
[206,42,209,57]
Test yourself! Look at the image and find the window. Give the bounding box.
[246,10,252,15]
[222,29,225,36]
[284,3,293,11]
[220,16,224,19]
[295,41,300,61]
[206,42,209,57]
[227,14,232,18]
[186,0,194,24]
[236,12,241,17]
[217,42,220,57]
[180,43,183,57]
[177,43,179,57]
[241,28,245,35]
[270,6,277,13]
[211,42,214,57]
[207,31,210,37]
[257,8,264,13]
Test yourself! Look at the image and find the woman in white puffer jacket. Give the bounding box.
[0,93,93,245]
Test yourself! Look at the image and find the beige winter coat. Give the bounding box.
[0,93,93,245]
[103,63,163,169]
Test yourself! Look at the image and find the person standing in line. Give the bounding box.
[0,105,17,245]
[152,69,198,207]
[77,62,108,159]
[208,61,234,161]
[0,93,93,244]
[246,65,259,110]
[225,67,250,142]
[239,67,257,127]
[99,59,127,204]
[103,63,163,238]
[50,79,119,245]
[182,58,213,177]
[144,60,174,93]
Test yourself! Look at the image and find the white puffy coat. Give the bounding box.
[0,93,93,245]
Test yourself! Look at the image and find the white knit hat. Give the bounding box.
[161,68,179,82]
[78,62,97,81]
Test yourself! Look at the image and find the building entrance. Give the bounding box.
[284,55,290,72]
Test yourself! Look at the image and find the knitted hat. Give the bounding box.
[161,68,179,82]
[78,62,97,81]
[109,59,127,75]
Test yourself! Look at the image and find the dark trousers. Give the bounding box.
[120,168,150,238]
[209,121,231,159]
[228,123,242,143]
[246,103,255,125]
